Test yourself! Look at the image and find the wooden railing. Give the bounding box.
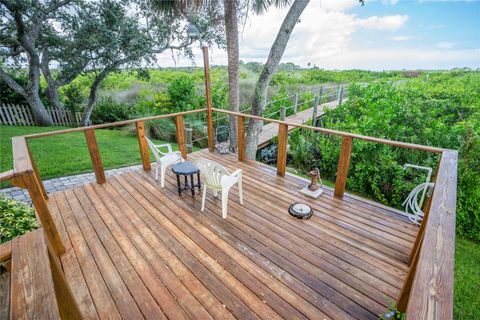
[4,106,457,319]
[212,108,457,319]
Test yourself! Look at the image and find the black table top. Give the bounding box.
[171,161,200,175]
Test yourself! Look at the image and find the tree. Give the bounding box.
[224,0,239,151]
[41,0,224,126]
[0,0,76,125]
[244,0,310,158]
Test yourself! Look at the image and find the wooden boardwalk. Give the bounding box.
[43,149,418,320]
[258,100,340,148]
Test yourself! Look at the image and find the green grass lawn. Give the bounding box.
[0,125,186,185]
[454,238,480,319]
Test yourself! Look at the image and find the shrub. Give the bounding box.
[91,97,134,124]
[0,197,38,244]
[284,77,480,241]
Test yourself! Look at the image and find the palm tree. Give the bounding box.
[151,0,295,154]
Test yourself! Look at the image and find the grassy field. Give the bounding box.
[454,238,480,319]
[0,125,184,185]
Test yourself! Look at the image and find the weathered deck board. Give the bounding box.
[46,149,417,320]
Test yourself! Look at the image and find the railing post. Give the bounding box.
[311,96,319,126]
[277,124,288,176]
[84,129,106,184]
[339,86,344,106]
[202,46,215,152]
[318,86,324,105]
[185,122,193,154]
[334,136,353,197]
[337,84,342,101]
[237,116,245,161]
[18,172,65,256]
[280,106,286,121]
[293,93,299,113]
[175,115,187,159]
[26,140,48,198]
[135,121,151,171]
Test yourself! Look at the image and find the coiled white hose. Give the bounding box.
[402,182,435,225]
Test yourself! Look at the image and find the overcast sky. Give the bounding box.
[157,0,480,70]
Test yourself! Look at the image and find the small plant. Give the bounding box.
[378,300,406,320]
[0,197,38,244]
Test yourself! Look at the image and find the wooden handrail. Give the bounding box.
[0,170,15,183]
[406,150,457,319]
[22,108,207,140]
[212,108,446,154]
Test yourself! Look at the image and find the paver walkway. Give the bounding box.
[0,164,142,204]
[258,100,340,148]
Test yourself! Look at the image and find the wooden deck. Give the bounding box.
[47,149,418,320]
[258,100,340,148]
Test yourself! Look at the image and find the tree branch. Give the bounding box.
[0,67,27,97]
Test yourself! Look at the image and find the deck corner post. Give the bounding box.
[135,121,151,171]
[237,116,245,161]
[84,129,106,184]
[21,172,65,256]
[175,115,187,159]
[334,136,353,198]
[277,123,288,177]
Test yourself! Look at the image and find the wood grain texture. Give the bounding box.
[175,115,187,159]
[42,149,417,319]
[237,116,245,161]
[406,150,457,320]
[135,121,151,171]
[11,229,60,320]
[0,272,9,320]
[276,123,288,177]
[84,129,106,184]
[203,46,215,152]
[21,172,65,256]
[334,136,353,198]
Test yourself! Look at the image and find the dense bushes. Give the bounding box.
[0,197,38,244]
[90,97,134,124]
[285,74,480,241]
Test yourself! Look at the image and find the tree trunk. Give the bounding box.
[25,91,54,126]
[80,70,109,126]
[224,0,240,152]
[46,82,63,109]
[245,0,310,159]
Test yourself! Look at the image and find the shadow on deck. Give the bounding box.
[47,149,417,320]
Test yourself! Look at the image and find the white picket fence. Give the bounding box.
[0,103,83,126]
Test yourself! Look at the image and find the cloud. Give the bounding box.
[390,35,413,41]
[154,1,477,70]
[356,15,409,30]
[436,42,455,49]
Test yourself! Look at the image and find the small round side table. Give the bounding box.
[171,161,201,196]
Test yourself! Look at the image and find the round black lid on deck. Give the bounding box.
[288,203,313,220]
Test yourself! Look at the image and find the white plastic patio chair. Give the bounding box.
[146,137,184,187]
[193,158,243,218]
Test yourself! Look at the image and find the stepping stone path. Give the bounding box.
[0,164,143,204]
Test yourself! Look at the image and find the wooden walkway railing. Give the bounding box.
[3,104,457,319]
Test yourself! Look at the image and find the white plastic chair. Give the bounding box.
[193,158,243,218]
[146,137,184,187]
